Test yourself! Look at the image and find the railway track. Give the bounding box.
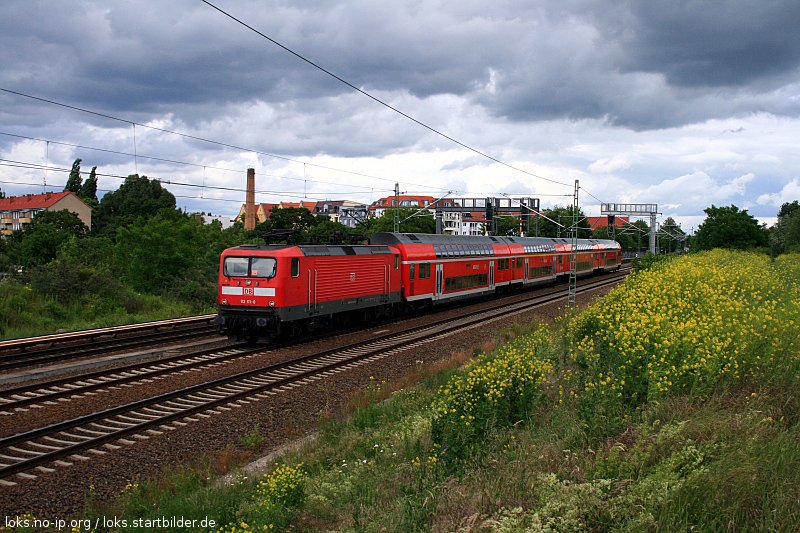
[0,344,255,412]
[0,271,627,484]
[0,315,218,372]
[0,269,629,413]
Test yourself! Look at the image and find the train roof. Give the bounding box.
[225,244,393,256]
[369,232,619,248]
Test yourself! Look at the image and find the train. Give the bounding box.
[214,232,621,341]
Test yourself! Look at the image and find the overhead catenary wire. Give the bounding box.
[0,90,653,226]
[0,156,568,208]
[0,131,395,194]
[199,0,572,190]
[0,177,270,206]
[0,88,597,209]
[0,87,448,194]
[0,159,356,201]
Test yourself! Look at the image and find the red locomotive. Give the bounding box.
[215,233,621,341]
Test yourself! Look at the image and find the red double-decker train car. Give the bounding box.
[215,233,620,341]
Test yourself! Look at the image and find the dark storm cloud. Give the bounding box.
[621,1,800,88]
[2,0,800,141]
[475,1,800,129]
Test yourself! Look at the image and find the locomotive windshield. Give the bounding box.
[223,257,277,278]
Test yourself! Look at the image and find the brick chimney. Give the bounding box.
[244,168,256,231]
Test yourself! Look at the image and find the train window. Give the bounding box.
[410,264,416,280]
[419,263,431,279]
[291,257,300,277]
[395,255,400,269]
[224,257,249,277]
[251,257,277,278]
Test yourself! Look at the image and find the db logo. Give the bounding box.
[350,273,356,282]
[244,287,254,295]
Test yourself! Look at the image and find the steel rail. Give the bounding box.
[0,344,252,411]
[0,317,217,371]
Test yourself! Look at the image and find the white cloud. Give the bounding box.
[757,178,800,207]
[587,153,637,174]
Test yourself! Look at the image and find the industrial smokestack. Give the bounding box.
[245,168,256,231]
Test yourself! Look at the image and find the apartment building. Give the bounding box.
[0,192,92,236]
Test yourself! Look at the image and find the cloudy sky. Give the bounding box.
[2,0,800,232]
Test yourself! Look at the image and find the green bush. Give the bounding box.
[569,250,800,435]
[431,327,553,464]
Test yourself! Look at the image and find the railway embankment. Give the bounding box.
[7,251,800,531]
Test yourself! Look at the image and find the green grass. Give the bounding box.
[0,278,209,340]
[97,370,799,532]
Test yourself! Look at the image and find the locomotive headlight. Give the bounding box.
[269,301,275,307]
[221,298,228,305]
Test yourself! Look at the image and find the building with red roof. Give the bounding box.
[368,195,438,217]
[587,215,629,230]
[0,191,92,236]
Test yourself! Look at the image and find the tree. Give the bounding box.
[266,207,319,233]
[770,200,800,255]
[80,166,98,203]
[493,215,521,236]
[303,219,359,244]
[692,204,768,251]
[114,211,199,292]
[6,210,88,268]
[94,174,177,235]
[536,205,592,238]
[64,159,82,193]
[658,217,687,253]
[364,208,435,236]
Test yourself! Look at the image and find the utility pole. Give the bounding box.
[567,179,579,308]
[393,182,400,233]
[650,212,657,254]
[609,214,616,241]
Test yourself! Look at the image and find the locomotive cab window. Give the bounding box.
[224,257,249,277]
[291,257,300,277]
[251,257,277,278]
[224,257,277,278]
